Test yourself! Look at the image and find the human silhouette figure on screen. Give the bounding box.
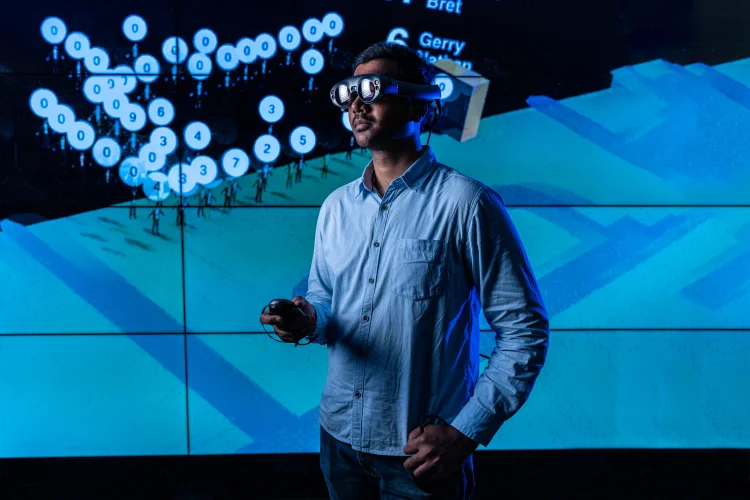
[259,42,549,500]
[148,207,164,235]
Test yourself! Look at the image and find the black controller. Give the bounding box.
[267,298,305,319]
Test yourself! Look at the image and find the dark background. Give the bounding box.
[2,1,750,497]
[2,0,750,221]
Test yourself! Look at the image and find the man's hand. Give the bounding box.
[403,424,479,484]
[259,296,317,344]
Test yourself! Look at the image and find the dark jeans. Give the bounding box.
[319,425,475,499]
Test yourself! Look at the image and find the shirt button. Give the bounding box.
[369,278,375,284]
[381,204,388,210]
[362,315,369,321]
[373,241,380,247]
[354,391,361,398]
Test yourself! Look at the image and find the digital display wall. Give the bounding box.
[1,0,749,457]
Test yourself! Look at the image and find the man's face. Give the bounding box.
[348,58,420,150]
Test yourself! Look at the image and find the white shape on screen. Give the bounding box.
[221,148,250,177]
[168,163,198,194]
[29,89,58,119]
[192,155,218,184]
[278,26,301,52]
[41,17,67,45]
[139,143,166,172]
[134,55,160,83]
[93,137,122,168]
[322,13,344,37]
[84,47,110,73]
[48,104,75,134]
[301,49,324,75]
[121,103,147,132]
[184,121,211,150]
[254,33,277,59]
[148,98,175,126]
[64,32,90,60]
[67,120,96,151]
[119,156,148,187]
[258,95,284,123]
[142,172,170,201]
[187,53,212,80]
[253,134,280,163]
[162,36,189,64]
[150,127,178,155]
[302,18,324,44]
[236,38,257,64]
[216,44,239,71]
[289,126,316,155]
[193,28,218,54]
[122,15,147,43]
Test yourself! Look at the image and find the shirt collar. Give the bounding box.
[355,146,437,199]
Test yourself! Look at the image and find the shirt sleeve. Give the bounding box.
[304,201,335,345]
[449,186,550,446]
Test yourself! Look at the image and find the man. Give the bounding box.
[260,42,549,499]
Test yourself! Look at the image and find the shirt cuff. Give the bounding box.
[306,301,330,345]
[449,398,504,447]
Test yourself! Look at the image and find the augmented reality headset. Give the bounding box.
[329,73,442,109]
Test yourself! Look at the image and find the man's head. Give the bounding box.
[349,42,437,151]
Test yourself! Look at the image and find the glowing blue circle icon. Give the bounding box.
[112,65,138,94]
[48,104,75,134]
[193,28,218,54]
[216,44,239,71]
[85,47,110,73]
[278,26,302,52]
[41,17,67,45]
[168,163,198,195]
[221,148,250,177]
[134,55,160,83]
[302,18,324,44]
[104,94,128,119]
[122,103,147,132]
[64,32,90,60]
[435,74,455,100]
[187,53,212,80]
[253,135,281,163]
[258,95,284,123]
[192,156,218,184]
[289,126,316,155]
[139,144,166,171]
[184,121,211,150]
[142,172,170,201]
[92,137,122,168]
[67,120,96,151]
[237,38,256,64]
[342,111,352,132]
[123,15,147,42]
[254,33,277,60]
[301,49,324,75]
[119,156,147,187]
[29,89,58,119]
[162,36,189,64]
[148,98,174,126]
[150,127,178,155]
[83,76,115,104]
[322,13,344,37]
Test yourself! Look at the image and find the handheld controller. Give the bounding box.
[267,298,305,319]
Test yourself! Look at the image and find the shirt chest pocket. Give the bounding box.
[392,238,447,300]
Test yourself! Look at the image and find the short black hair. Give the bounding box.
[352,42,437,86]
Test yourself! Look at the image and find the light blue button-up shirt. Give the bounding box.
[305,146,549,456]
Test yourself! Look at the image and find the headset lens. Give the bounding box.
[335,84,351,107]
[359,78,377,102]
